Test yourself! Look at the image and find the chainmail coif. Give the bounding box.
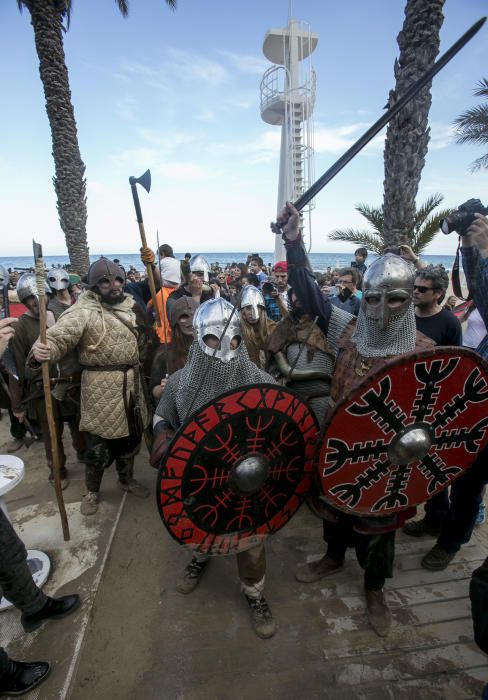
[352,303,417,357]
[156,341,274,428]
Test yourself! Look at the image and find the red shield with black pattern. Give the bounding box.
[156,384,318,555]
[316,347,488,517]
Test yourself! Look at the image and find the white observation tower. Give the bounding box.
[260,18,318,261]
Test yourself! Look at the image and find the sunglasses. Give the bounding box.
[413,285,438,293]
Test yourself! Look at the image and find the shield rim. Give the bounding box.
[156,382,319,552]
[314,345,488,517]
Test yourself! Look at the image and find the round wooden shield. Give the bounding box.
[156,384,318,555]
[316,347,488,517]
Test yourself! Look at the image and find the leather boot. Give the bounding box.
[294,555,344,583]
[0,659,50,696]
[21,595,80,633]
[245,595,276,639]
[365,588,391,637]
[176,557,209,594]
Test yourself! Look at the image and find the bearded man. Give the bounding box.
[32,258,150,515]
[276,202,435,636]
[151,297,277,639]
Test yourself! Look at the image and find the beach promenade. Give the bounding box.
[1,418,487,699]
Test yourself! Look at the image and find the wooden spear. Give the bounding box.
[33,241,70,541]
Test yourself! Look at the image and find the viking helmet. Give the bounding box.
[189,255,210,283]
[0,265,8,290]
[46,268,70,291]
[239,285,265,321]
[87,257,126,289]
[193,297,242,362]
[361,254,414,330]
[16,273,50,303]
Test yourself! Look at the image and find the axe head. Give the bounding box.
[33,240,43,262]
[129,169,151,193]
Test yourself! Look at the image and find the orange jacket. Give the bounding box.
[150,287,176,343]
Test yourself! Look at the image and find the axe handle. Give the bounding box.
[35,261,70,541]
[137,221,162,328]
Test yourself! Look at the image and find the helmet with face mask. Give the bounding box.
[239,285,265,322]
[353,253,416,357]
[46,268,70,291]
[16,273,51,303]
[87,257,126,290]
[189,255,210,283]
[194,297,242,362]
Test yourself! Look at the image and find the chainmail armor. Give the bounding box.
[352,303,417,357]
[156,341,274,428]
[286,342,333,425]
[327,306,355,352]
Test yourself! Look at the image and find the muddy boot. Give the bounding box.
[118,479,149,498]
[295,555,344,583]
[365,589,391,637]
[403,517,441,537]
[176,557,209,594]
[6,438,24,453]
[245,595,276,639]
[421,544,456,571]
[80,491,99,516]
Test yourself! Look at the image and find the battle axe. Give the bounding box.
[129,170,161,327]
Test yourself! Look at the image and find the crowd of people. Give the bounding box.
[0,210,487,694]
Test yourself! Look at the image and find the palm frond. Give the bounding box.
[115,0,129,17]
[474,77,488,97]
[328,228,383,254]
[412,193,444,233]
[470,152,488,172]
[164,0,177,8]
[410,208,453,253]
[354,203,384,235]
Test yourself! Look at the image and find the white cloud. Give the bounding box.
[164,48,229,86]
[137,128,196,150]
[217,50,269,75]
[428,122,456,150]
[114,95,138,121]
[157,161,207,180]
[314,122,385,154]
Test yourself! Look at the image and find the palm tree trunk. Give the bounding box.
[382,0,445,247]
[25,0,89,274]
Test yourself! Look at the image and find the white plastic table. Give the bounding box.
[0,454,51,612]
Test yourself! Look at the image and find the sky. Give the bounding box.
[1,0,487,258]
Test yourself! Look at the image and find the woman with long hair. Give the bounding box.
[239,286,276,369]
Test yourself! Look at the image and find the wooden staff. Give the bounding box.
[33,241,70,541]
[129,170,161,327]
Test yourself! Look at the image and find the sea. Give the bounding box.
[0,252,457,273]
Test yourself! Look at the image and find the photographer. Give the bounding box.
[461,213,488,357]
[329,268,361,316]
[419,212,488,572]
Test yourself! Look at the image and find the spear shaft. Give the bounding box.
[33,241,70,541]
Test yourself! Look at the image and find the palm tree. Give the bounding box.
[17,0,176,274]
[382,0,445,247]
[328,193,452,255]
[454,78,488,171]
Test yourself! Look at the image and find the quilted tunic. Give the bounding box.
[44,291,148,439]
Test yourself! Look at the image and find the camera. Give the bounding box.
[262,281,277,294]
[441,198,488,236]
